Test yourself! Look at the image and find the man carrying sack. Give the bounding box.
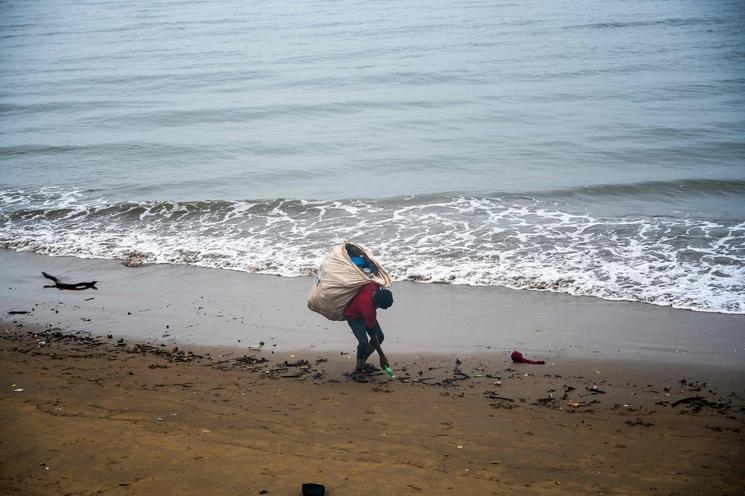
[344,281,393,379]
[308,241,394,381]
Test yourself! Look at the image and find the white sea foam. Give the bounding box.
[1,188,743,314]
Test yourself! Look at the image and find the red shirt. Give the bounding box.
[344,282,379,329]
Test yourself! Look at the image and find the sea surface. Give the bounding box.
[1,0,744,313]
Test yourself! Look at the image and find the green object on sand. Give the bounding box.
[384,366,396,379]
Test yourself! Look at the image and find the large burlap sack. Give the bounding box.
[308,241,392,321]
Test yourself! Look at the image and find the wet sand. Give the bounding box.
[1,249,745,494]
[2,249,745,367]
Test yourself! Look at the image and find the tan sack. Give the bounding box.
[308,241,392,321]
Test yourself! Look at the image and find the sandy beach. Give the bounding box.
[3,0,745,493]
[1,250,744,495]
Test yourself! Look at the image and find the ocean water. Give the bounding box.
[1,0,744,313]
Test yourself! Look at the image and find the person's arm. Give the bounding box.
[366,327,389,369]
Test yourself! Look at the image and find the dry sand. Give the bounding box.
[2,325,744,495]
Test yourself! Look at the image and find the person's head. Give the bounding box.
[373,288,393,309]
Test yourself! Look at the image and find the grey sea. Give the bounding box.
[1,0,744,313]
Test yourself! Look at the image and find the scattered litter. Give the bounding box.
[284,359,309,367]
[534,396,558,407]
[483,391,516,409]
[671,396,728,413]
[12,388,24,392]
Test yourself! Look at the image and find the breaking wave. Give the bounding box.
[1,186,744,314]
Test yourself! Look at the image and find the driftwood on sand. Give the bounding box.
[42,272,98,291]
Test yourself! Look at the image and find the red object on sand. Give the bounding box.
[511,351,545,365]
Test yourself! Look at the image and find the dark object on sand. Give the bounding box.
[511,350,545,365]
[671,395,728,413]
[8,310,29,315]
[302,483,325,496]
[42,272,97,291]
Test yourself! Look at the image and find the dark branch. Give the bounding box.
[42,272,98,291]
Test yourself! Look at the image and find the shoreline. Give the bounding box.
[2,249,745,370]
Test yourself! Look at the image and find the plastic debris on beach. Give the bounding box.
[384,366,396,379]
[511,351,545,365]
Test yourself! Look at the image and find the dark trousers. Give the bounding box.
[346,318,384,361]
